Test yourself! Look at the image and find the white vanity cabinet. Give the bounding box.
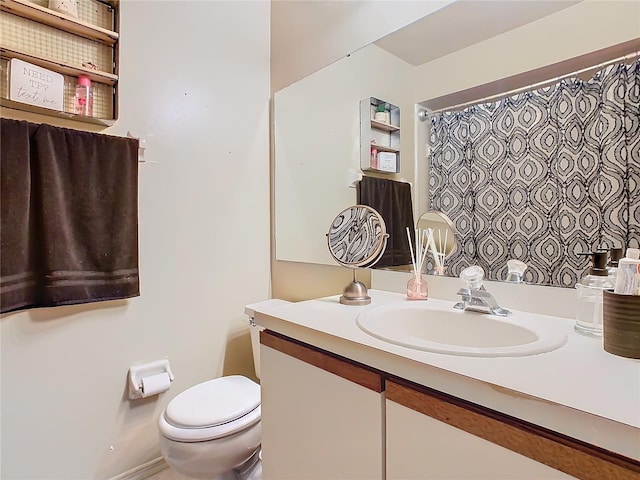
[259,329,640,480]
[259,331,384,480]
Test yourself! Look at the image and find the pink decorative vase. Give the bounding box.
[407,272,428,300]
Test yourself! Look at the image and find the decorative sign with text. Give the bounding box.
[9,59,64,112]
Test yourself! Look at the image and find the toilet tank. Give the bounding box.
[245,299,291,379]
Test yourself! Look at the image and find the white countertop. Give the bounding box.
[249,289,640,460]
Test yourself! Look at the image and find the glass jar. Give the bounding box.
[407,272,428,300]
[433,265,446,276]
[575,274,615,337]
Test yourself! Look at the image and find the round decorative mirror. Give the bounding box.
[327,205,388,305]
[416,211,457,274]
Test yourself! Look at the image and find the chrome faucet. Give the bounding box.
[453,266,512,317]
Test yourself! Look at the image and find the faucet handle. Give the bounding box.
[460,265,485,290]
[506,259,527,283]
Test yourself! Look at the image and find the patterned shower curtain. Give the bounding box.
[428,60,639,287]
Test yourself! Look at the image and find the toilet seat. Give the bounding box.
[159,375,261,442]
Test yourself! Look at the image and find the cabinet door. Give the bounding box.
[387,398,574,479]
[386,380,640,480]
[260,332,384,480]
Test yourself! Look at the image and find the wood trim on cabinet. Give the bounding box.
[260,330,384,392]
[387,379,640,480]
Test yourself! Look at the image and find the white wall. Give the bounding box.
[270,0,454,93]
[0,1,270,478]
[412,0,640,102]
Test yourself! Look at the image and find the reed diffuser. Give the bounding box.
[405,227,430,300]
[431,229,448,275]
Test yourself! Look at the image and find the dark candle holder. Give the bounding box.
[603,289,640,359]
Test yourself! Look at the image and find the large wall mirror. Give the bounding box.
[273,0,640,287]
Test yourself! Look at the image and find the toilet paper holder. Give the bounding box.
[128,359,174,400]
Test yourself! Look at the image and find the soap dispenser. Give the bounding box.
[606,247,623,282]
[614,247,640,295]
[575,251,615,337]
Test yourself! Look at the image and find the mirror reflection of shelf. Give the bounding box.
[372,144,400,154]
[371,119,399,132]
[360,97,400,173]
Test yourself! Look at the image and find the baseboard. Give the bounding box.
[109,457,169,480]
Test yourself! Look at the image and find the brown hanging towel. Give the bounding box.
[357,176,414,268]
[0,119,140,313]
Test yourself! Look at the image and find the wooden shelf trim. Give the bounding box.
[387,379,640,480]
[371,119,399,132]
[260,330,384,392]
[363,167,399,174]
[371,143,399,154]
[1,47,117,85]
[0,0,118,45]
[0,98,115,126]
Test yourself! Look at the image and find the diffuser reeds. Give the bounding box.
[406,226,429,277]
[406,226,449,279]
[432,229,448,275]
[405,227,433,300]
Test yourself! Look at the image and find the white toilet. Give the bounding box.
[158,375,262,480]
[158,300,285,480]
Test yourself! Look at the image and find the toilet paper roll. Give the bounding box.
[141,372,171,398]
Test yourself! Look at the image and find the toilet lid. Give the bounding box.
[165,375,260,428]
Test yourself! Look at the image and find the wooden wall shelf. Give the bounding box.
[0,98,114,125]
[0,0,118,45]
[0,0,119,124]
[0,46,117,85]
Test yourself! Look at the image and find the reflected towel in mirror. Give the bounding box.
[357,176,414,269]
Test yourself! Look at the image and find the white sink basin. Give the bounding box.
[356,301,568,357]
